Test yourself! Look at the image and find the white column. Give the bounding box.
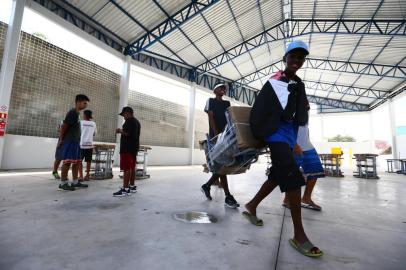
[320,114,325,142]
[113,55,131,165]
[369,111,375,151]
[117,55,131,125]
[187,82,197,165]
[0,0,25,169]
[388,99,399,168]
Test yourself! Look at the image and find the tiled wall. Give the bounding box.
[128,90,189,148]
[0,22,212,149]
[0,22,120,143]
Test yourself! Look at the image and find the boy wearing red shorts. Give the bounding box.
[114,106,141,197]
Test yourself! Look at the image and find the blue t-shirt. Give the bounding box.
[266,121,298,148]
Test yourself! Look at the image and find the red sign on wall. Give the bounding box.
[0,112,7,136]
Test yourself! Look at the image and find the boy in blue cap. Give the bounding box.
[244,40,323,257]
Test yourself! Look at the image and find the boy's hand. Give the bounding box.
[293,144,303,155]
[116,128,122,134]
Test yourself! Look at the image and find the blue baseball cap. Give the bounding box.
[285,40,309,56]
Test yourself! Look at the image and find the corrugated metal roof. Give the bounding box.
[60,0,405,110]
[375,0,406,19]
[65,0,109,17]
[92,3,144,41]
[352,75,380,89]
[115,0,166,35]
[373,77,404,90]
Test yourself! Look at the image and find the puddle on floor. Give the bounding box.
[174,211,217,224]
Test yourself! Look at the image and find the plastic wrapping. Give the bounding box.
[200,111,266,175]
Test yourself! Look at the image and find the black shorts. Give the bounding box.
[80,148,93,162]
[267,142,305,193]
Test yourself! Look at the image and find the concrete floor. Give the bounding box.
[0,165,405,270]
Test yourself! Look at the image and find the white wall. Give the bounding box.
[1,135,208,170]
[2,134,58,169]
[312,141,389,171]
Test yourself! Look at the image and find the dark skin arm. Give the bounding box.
[58,123,69,147]
[293,143,303,155]
[207,111,219,136]
[116,128,130,136]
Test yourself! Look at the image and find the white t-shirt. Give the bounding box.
[80,120,97,149]
[296,124,314,151]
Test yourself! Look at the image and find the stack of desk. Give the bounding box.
[353,154,379,179]
[136,146,151,180]
[92,144,115,180]
[319,154,344,177]
[386,159,406,175]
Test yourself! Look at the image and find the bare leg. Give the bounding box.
[245,180,278,216]
[219,175,230,196]
[78,162,83,180]
[61,163,70,181]
[286,188,308,243]
[72,163,79,180]
[302,179,321,209]
[53,159,61,173]
[84,161,91,180]
[129,164,136,186]
[123,170,130,188]
[206,174,220,187]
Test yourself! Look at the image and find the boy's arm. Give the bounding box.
[58,123,69,146]
[293,144,303,155]
[207,112,219,136]
[205,99,219,136]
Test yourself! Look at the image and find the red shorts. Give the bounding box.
[120,153,136,171]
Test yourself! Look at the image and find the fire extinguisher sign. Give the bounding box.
[0,105,8,137]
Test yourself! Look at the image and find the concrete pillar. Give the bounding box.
[369,112,375,151]
[0,0,25,169]
[388,99,399,168]
[187,82,197,165]
[117,55,131,126]
[114,55,131,165]
[320,114,325,142]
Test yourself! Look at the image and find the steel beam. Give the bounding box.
[304,58,406,79]
[196,18,406,73]
[307,96,369,111]
[304,80,388,99]
[125,0,219,56]
[235,58,405,87]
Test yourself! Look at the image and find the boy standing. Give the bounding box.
[245,40,323,257]
[200,84,239,208]
[114,106,141,197]
[58,94,90,191]
[79,110,97,181]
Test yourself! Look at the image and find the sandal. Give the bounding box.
[301,202,322,211]
[242,211,264,226]
[289,238,323,258]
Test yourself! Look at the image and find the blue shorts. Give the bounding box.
[61,142,81,164]
[55,140,63,161]
[294,148,325,180]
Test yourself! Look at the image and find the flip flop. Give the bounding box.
[301,202,322,211]
[242,211,264,226]
[289,238,323,258]
[282,203,290,209]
